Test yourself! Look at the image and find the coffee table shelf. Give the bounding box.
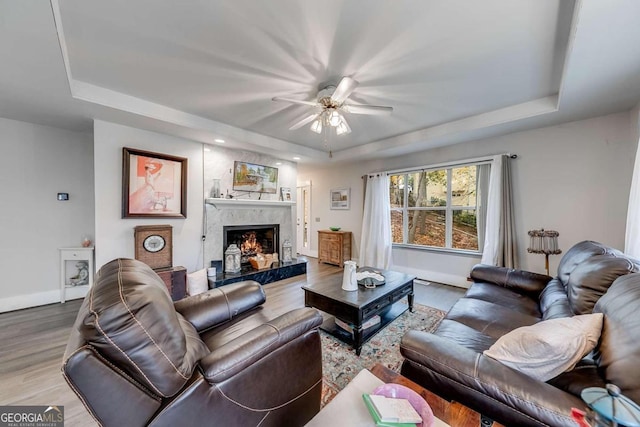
[320,302,409,349]
[303,267,415,355]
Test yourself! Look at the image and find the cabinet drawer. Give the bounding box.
[321,233,341,242]
[392,285,412,301]
[61,250,87,259]
[363,296,392,317]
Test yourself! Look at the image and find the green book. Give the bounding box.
[362,394,417,427]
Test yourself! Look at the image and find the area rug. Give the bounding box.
[320,303,445,406]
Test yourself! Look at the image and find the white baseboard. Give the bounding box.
[389,265,470,289]
[298,249,318,259]
[0,289,83,313]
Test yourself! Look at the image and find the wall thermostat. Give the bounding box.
[57,193,69,201]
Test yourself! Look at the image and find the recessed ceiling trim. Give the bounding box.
[557,0,582,107]
[71,80,328,159]
[50,0,74,94]
[50,0,326,161]
[50,0,583,164]
[331,95,559,161]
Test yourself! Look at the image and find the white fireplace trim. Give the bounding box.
[204,201,296,266]
[205,198,295,208]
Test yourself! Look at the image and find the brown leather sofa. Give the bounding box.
[62,258,323,427]
[400,241,640,427]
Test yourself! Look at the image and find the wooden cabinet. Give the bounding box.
[156,266,187,301]
[318,230,352,267]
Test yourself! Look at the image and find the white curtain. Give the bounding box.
[481,155,502,265]
[625,136,640,257]
[359,173,392,269]
[476,164,490,253]
[481,155,517,268]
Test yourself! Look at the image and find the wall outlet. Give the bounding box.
[315,217,320,222]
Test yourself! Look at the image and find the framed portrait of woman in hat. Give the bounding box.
[122,147,188,218]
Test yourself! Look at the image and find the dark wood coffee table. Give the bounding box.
[302,267,414,355]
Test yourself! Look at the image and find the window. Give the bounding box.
[390,163,487,252]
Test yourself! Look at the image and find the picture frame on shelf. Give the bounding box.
[122,147,188,218]
[280,187,292,201]
[330,188,350,210]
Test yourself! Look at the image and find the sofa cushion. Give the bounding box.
[483,313,603,382]
[464,282,541,317]
[539,278,572,320]
[567,255,638,314]
[80,259,209,397]
[433,318,497,353]
[593,273,640,404]
[187,268,209,296]
[445,298,540,339]
[557,241,621,287]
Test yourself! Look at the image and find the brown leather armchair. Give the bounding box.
[62,258,323,427]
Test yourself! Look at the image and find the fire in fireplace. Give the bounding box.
[223,224,279,265]
[241,231,262,256]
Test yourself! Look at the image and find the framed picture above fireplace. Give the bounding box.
[122,147,187,218]
[232,161,278,194]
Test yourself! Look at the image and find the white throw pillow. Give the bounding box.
[483,313,604,381]
[186,269,209,296]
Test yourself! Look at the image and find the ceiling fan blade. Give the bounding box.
[331,76,359,104]
[289,113,320,130]
[272,96,318,107]
[343,104,393,115]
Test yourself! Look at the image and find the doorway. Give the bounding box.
[296,182,311,256]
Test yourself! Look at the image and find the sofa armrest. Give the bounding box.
[470,264,552,296]
[173,280,266,332]
[200,308,323,383]
[400,331,585,426]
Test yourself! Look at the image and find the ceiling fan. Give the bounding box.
[272,76,393,136]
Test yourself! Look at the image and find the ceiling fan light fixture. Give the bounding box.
[310,119,323,134]
[329,110,342,127]
[273,75,391,145]
[336,120,351,135]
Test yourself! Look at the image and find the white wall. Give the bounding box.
[93,120,204,272]
[0,118,94,312]
[299,111,637,286]
[297,165,365,259]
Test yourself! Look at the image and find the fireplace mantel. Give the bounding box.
[205,198,295,208]
[204,197,296,263]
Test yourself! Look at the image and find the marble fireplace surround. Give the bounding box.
[204,199,296,268]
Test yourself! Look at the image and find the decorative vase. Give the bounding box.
[210,179,221,198]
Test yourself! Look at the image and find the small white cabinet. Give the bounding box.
[59,247,94,303]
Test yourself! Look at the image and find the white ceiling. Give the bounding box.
[1,1,640,163]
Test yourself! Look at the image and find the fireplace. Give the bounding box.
[223,224,279,266]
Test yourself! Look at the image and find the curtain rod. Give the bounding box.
[375,153,517,176]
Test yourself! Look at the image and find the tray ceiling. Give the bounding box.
[2,1,640,163]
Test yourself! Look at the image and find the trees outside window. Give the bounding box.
[390,164,483,252]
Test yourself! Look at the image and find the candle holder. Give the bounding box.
[224,244,241,273]
[282,239,293,263]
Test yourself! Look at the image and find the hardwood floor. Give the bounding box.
[0,257,464,426]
